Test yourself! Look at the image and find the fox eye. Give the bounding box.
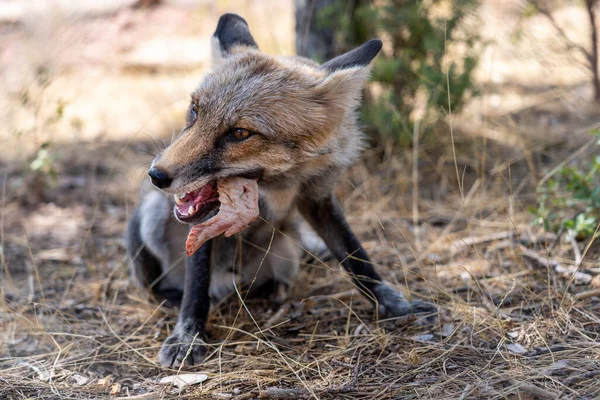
[231,128,253,141]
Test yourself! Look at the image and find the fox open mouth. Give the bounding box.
[173,181,220,224]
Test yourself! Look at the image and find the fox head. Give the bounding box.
[148,13,381,195]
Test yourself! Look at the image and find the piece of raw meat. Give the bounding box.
[185,177,259,256]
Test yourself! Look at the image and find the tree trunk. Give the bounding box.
[585,0,600,102]
[294,0,337,62]
[132,0,161,8]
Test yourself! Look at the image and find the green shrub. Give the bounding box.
[318,0,481,146]
[531,130,600,241]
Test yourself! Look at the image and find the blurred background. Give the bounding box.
[2,0,600,398]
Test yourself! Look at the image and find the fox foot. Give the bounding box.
[373,283,437,324]
[158,320,208,368]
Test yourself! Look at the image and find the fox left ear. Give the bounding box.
[212,14,258,66]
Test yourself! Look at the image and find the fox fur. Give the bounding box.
[126,13,436,368]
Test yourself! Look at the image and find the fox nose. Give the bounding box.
[148,167,172,189]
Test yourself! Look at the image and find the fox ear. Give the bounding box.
[212,14,258,65]
[320,39,382,72]
[316,40,382,115]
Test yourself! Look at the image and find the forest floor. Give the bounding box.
[1,1,600,399]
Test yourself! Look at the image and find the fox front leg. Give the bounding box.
[297,194,437,319]
[158,239,212,368]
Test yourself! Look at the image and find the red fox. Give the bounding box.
[126,13,436,368]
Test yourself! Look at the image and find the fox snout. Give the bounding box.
[148,166,172,189]
[148,153,216,194]
[147,131,220,194]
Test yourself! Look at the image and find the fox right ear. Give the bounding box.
[320,39,382,72]
[212,14,258,66]
[313,40,382,125]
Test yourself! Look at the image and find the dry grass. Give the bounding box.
[1,1,600,399]
[1,142,599,399]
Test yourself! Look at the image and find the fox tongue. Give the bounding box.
[175,183,217,216]
[185,177,260,256]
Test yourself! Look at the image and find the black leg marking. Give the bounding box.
[373,283,437,321]
[297,195,382,297]
[297,194,436,319]
[158,239,212,368]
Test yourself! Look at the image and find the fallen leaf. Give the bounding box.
[506,343,527,354]
[110,382,121,395]
[98,375,113,386]
[441,323,455,337]
[507,331,519,339]
[37,369,55,381]
[412,334,434,342]
[159,373,208,389]
[72,374,89,386]
[408,349,420,365]
[541,359,569,376]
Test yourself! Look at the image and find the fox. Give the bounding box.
[126,13,436,368]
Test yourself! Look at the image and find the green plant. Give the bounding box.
[531,131,600,240]
[29,142,58,186]
[317,0,480,146]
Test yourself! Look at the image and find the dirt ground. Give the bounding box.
[1,0,600,399]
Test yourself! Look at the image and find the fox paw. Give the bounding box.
[158,324,207,368]
[373,283,437,324]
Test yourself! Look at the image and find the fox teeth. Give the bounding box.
[178,193,187,199]
[174,195,184,205]
[188,205,195,215]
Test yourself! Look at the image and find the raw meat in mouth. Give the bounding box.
[176,177,259,256]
